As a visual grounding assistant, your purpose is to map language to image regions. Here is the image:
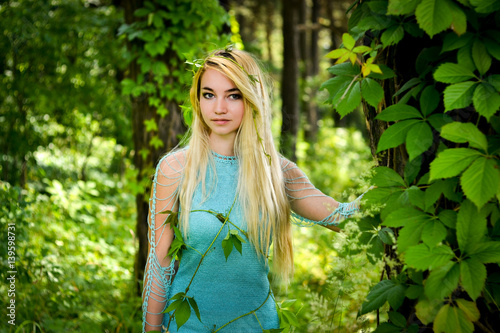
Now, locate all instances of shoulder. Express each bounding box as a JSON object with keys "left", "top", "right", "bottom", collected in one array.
[
  {"left": 279, "top": 156, "right": 300, "bottom": 174},
  {"left": 156, "top": 148, "right": 187, "bottom": 178}
]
